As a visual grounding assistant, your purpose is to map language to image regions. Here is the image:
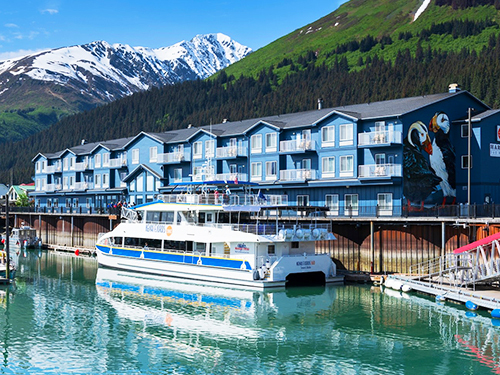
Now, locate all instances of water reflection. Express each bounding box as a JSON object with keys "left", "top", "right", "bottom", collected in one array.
[{"left": 0, "top": 250, "right": 499, "bottom": 374}]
